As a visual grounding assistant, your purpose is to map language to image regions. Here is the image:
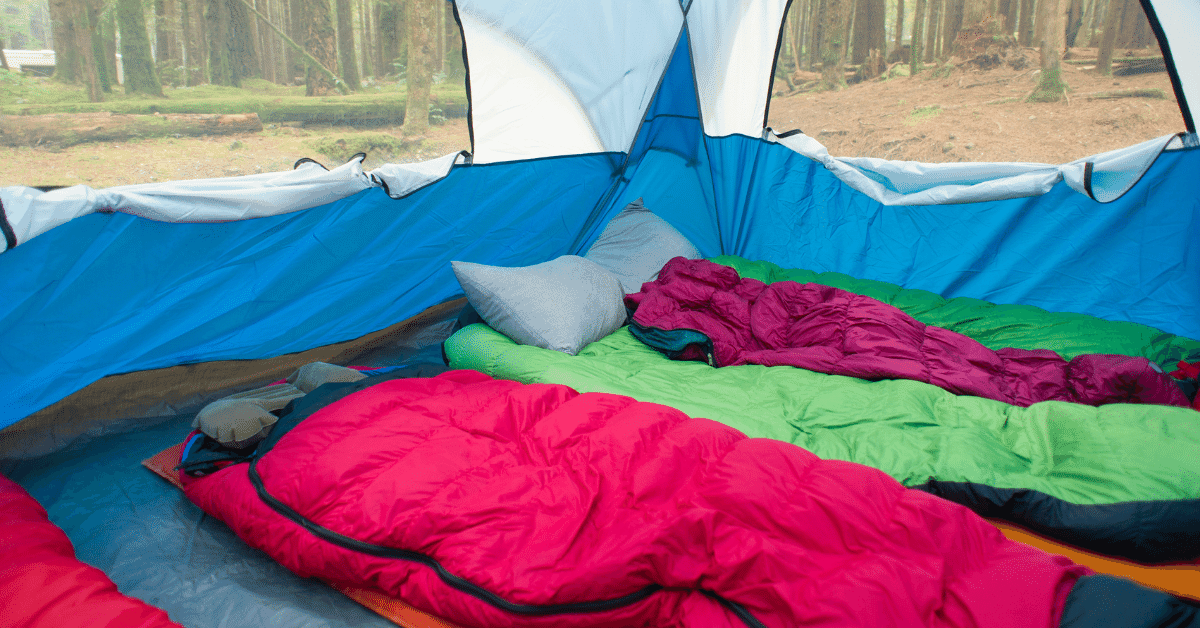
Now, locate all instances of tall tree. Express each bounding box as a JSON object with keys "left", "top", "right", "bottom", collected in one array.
[
  {"left": 287, "top": 0, "right": 303, "bottom": 81},
  {"left": 73, "top": 0, "right": 102, "bottom": 101},
  {"left": 49, "top": 0, "right": 80, "bottom": 82},
  {"left": 1096, "top": 0, "right": 1124, "bottom": 74},
  {"left": 808, "top": 0, "right": 824, "bottom": 69},
  {"left": 304, "top": 0, "right": 338, "bottom": 95},
  {"left": 336, "top": 0, "right": 360, "bottom": 89},
  {"left": 1028, "top": 0, "right": 1066, "bottom": 101},
  {"left": 117, "top": 0, "right": 164, "bottom": 95},
  {"left": 207, "top": 0, "right": 235, "bottom": 85},
  {"left": 402, "top": 0, "right": 434, "bottom": 134},
  {"left": 1017, "top": 0, "right": 1035, "bottom": 44},
  {"left": 88, "top": 2, "right": 112, "bottom": 92},
  {"left": 851, "top": 0, "right": 885, "bottom": 64},
  {"left": 101, "top": 6, "right": 119, "bottom": 88},
  {"left": 911, "top": 0, "right": 926, "bottom": 73},
  {"left": 376, "top": 0, "right": 403, "bottom": 76},
  {"left": 359, "top": 0, "right": 375, "bottom": 77},
  {"left": 819, "top": 0, "right": 849, "bottom": 89},
  {"left": 791, "top": 2, "right": 804, "bottom": 70},
  {"left": 256, "top": 0, "right": 276, "bottom": 82},
  {"left": 180, "top": 0, "right": 207, "bottom": 84},
  {"left": 941, "top": 0, "right": 962, "bottom": 58},
  {"left": 894, "top": 0, "right": 905, "bottom": 58},
  {"left": 155, "top": 0, "right": 181, "bottom": 68},
  {"left": 925, "top": 0, "right": 941, "bottom": 60},
  {"left": 1064, "top": 0, "right": 1083, "bottom": 46}
]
